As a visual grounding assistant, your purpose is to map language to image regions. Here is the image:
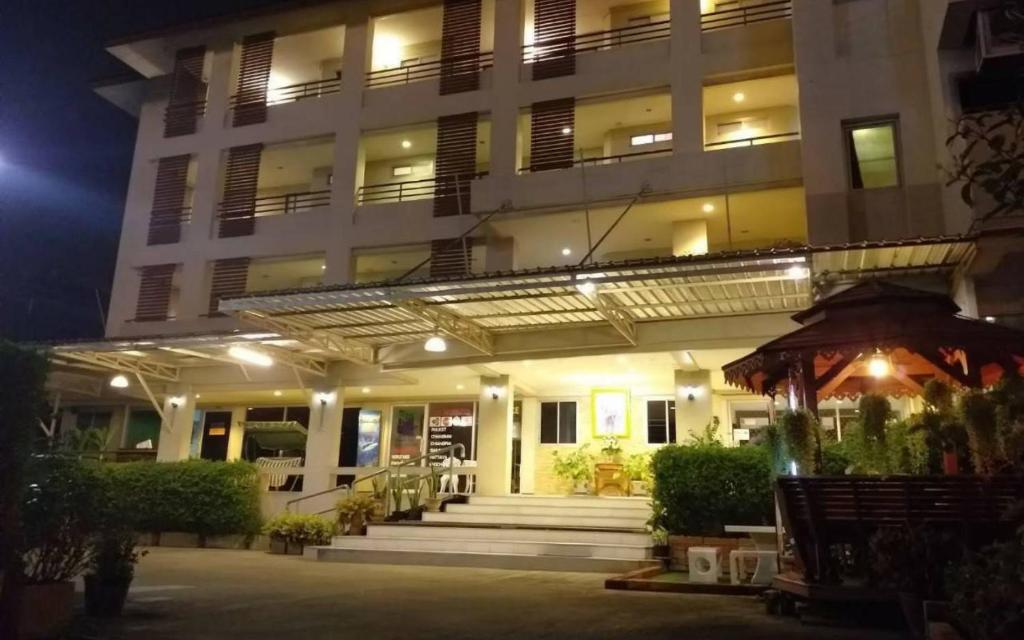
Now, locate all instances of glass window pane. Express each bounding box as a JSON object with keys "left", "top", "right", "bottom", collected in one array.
[
  {"left": 668, "top": 400, "right": 677, "bottom": 443},
  {"left": 558, "top": 402, "right": 577, "bottom": 444},
  {"left": 646, "top": 400, "right": 666, "bottom": 443},
  {"left": 540, "top": 402, "right": 559, "bottom": 443},
  {"left": 124, "top": 410, "right": 160, "bottom": 449},
  {"left": 847, "top": 123, "right": 899, "bottom": 189},
  {"left": 630, "top": 134, "right": 654, "bottom": 146}
]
